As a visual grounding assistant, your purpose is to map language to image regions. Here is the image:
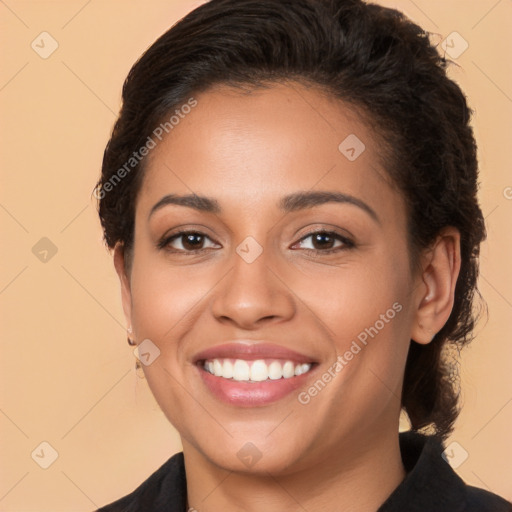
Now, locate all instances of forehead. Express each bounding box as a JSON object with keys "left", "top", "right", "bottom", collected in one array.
[{"left": 137, "top": 82, "right": 402, "bottom": 221}]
